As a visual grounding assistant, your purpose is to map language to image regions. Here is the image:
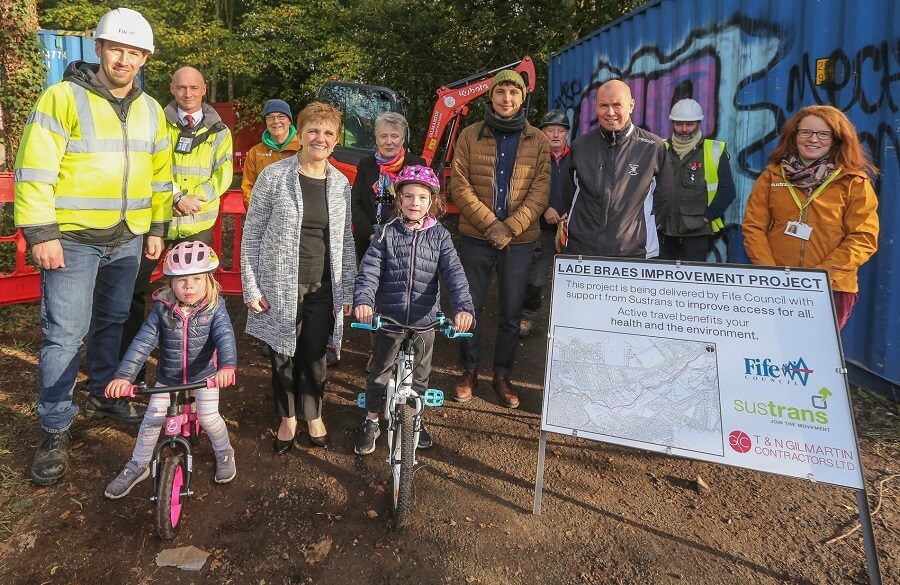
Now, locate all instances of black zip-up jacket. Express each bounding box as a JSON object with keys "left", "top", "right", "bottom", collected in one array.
[{"left": 561, "top": 122, "right": 672, "bottom": 258}]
